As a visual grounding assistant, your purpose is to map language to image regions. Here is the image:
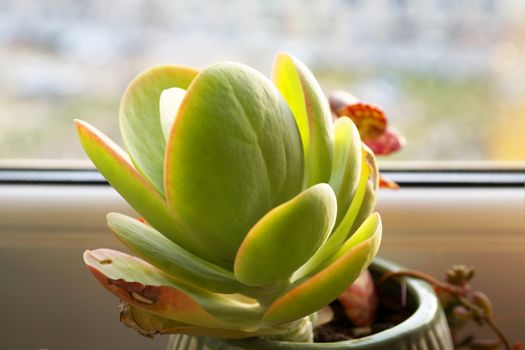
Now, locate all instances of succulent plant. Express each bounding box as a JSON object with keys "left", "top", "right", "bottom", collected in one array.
[{"left": 75, "top": 53, "right": 382, "bottom": 342}]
